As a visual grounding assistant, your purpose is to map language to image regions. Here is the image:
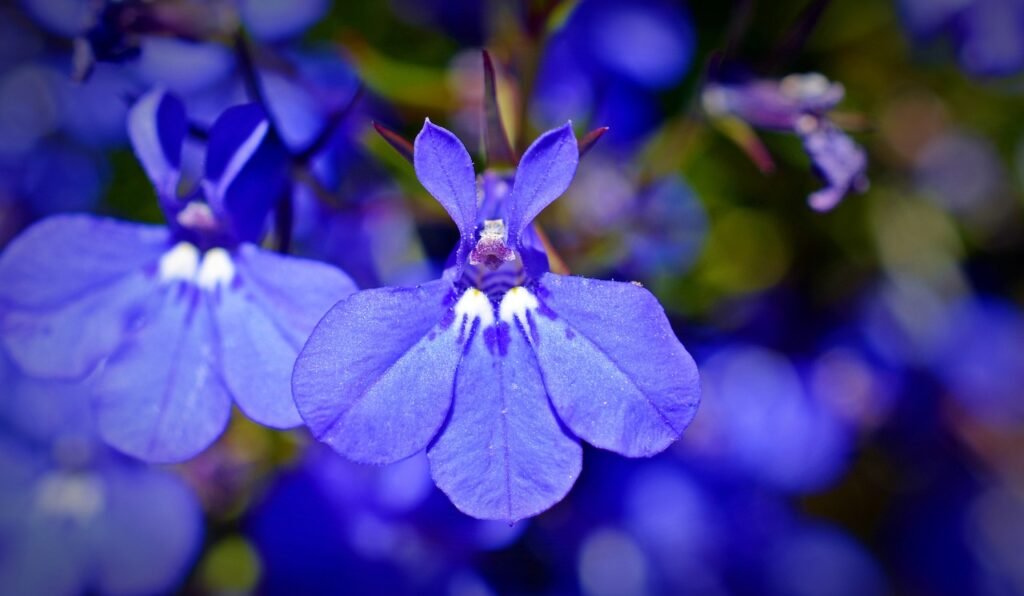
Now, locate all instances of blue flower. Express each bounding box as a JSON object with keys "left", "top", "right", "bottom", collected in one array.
[
  {"left": 292, "top": 120, "right": 701, "bottom": 521},
  {"left": 703, "top": 73, "right": 869, "bottom": 211},
  {"left": 0, "top": 354, "right": 203, "bottom": 596},
  {"left": 0, "top": 88, "right": 356, "bottom": 462},
  {"left": 247, "top": 446, "right": 516, "bottom": 593},
  {"left": 691, "top": 344, "right": 852, "bottom": 493}
]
